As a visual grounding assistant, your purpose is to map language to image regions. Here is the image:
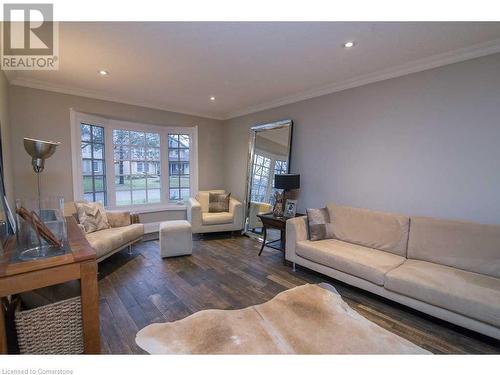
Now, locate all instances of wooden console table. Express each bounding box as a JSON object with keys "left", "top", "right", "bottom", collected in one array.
[
  {"left": 257, "top": 213, "right": 305, "bottom": 261},
  {"left": 0, "top": 217, "right": 100, "bottom": 354}
]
